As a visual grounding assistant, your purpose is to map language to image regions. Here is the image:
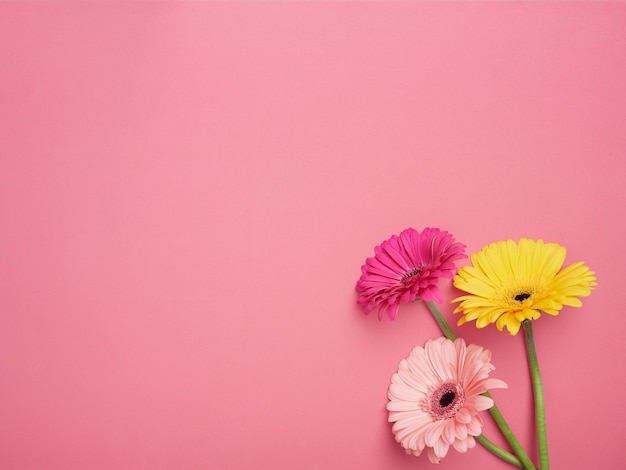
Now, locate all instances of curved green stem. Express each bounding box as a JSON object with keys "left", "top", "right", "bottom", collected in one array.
[
  {"left": 482, "top": 390, "right": 537, "bottom": 470},
  {"left": 523, "top": 320, "right": 549, "bottom": 470},
  {"left": 425, "top": 301, "right": 537, "bottom": 470},
  {"left": 476, "top": 435, "right": 523, "bottom": 468}
]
